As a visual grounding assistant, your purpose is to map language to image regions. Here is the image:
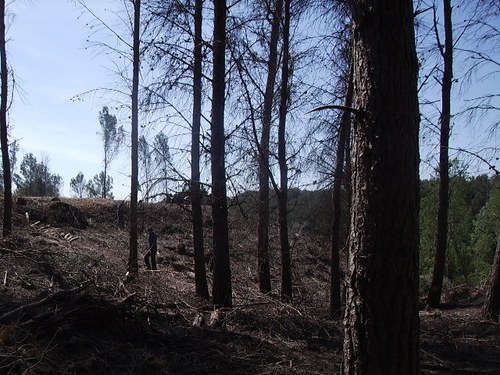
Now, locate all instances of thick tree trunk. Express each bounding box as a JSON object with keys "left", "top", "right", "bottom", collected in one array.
[
  {"left": 427, "top": 0, "right": 453, "bottom": 308},
  {"left": 342, "top": 1, "right": 420, "bottom": 374},
  {"left": 258, "top": 0, "right": 283, "bottom": 294},
  {"left": 330, "top": 62, "right": 353, "bottom": 316},
  {"left": 211, "top": 0, "right": 232, "bottom": 308},
  {"left": 483, "top": 237, "right": 500, "bottom": 321},
  {"left": 191, "top": 0, "right": 209, "bottom": 300},
  {"left": 278, "top": 0, "right": 292, "bottom": 302},
  {"left": 127, "top": 0, "right": 140, "bottom": 276},
  {"left": 0, "top": 0, "right": 12, "bottom": 237}
]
